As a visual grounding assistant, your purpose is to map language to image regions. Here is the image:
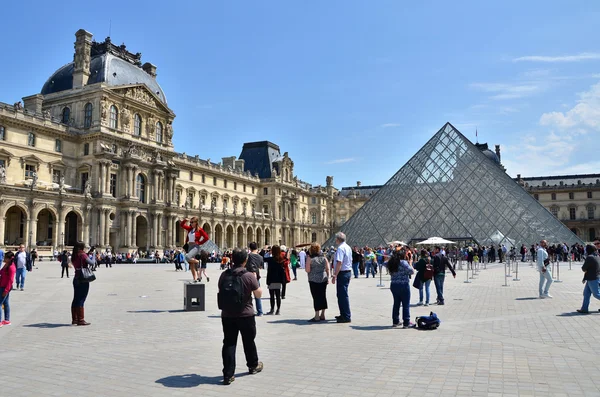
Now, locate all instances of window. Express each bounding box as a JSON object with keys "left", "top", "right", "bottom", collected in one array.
[
  {"left": 551, "top": 193, "right": 556, "bottom": 200},
  {"left": 27, "top": 132, "right": 35, "bottom": 147},
  {"left": 588, "top": 191, "right": 593, "bottom": 199},
  {"left": 83, "top": 143, "right": 89, "bottom": 156},
  {"left": 234, "top": 182, "right": 237, "bottom": 191},
  {"left": 263, "top": 205, "right": 269, "bottom": 214},
  {"left": 252, "top": 186, "right": 255, "bottom": 194},
  {"left": 311, "top": 232, "right": 317, "bottom": 243},
  {"left": 213, "top": 177, "right": 217, "bottom": 186},
  {"left": 52, "top": 169, "right": 61, "bottom": 184},
  {"left": 109, "top": 105, "right": 118, "bottom": 128},
  {"left": 278, "top": 189, "right": 281, "bottom": 195},
  {"left": 550, "top": 207, "right": 558, "bottom": 217},
  {"left": 588, "top": 206, "right": 595, "bottom": 220},
  {"left": 311, "top": 197, "right": 317, "bottom": 204},
  {"left": 534, "top": 194, "right": 539, "bottom": 201},
  {"left": 110, "top": 174, "right": 117, "bottom": 197},
  {"left": 201, "top": 174, "right": 205, "bottom": 183},
  {"left": 189, "top": 171, "right": 193, "bottom": 181},
  {"left": 175, "top": 190, "right": 181, "bottom": 206},
  {"left": 569, "top": 207, "right": 576, "bottom": 220},
  {"left": 224, "top": 180, "right": 228, "bottom": 189},
  {"left": 80, "top": 172, "right": 89, "bottom": 192},
  {"left": 25, "top": 164, "right": 36, "bottom": 180},
  {"left": 61, "top": 107, "right": 70, "bottom": 124},
  {"left": 133, "top": 114, "right": 142, "bottom": 136},
  {"left": 188, "top": 192, "right": 194, "bottom": 206},
  {"left": 55, "top": 139, "right": 62, "bottom": 152},
  {"left": 84, "top": 103, "right": 93, "bottom": 128},
  {"left": 569, "top": 192, "right": 574, "bottom": 200},
  {"left": 263, "top": 188, "right": 268, "bottom": 195},
  {"left": 340, "top": 216, "right": 346, "bottom": 224},
  {"left": 243, "top": 184, "right": 246, "bottom": 192},
  {"left": 156, "top": 122, "right": 163, "bottom": 143},
  {"left": 136, "top": 174, "right": 146, "bottom": 203},
  {"left": 111, "top": 144, "right": 117, "bottom": 153},
  {"left": 223, "top": 199, "right": 228, "bottom": 211},
  {"left": 590, "top": 228, "right": 596, "bottom": 241},
  {"left": 311, "top": 214, "right": 317, "bottom": 224},
  {"left": 0, "top": 125, "right": 5, "bottom": 140},
  {"left": 340, "top": 203, "right": 345, "bottom": 209}
]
